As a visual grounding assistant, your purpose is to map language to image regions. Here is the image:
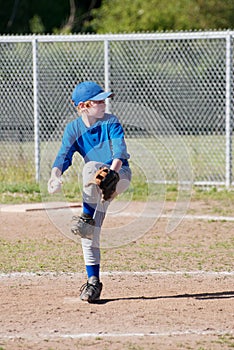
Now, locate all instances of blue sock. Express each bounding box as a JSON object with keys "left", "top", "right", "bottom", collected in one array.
[
  {"left": 83, "top": 202, "right": 96, "bottom": 217},
  {"left": 86, "top": 264, "right": 100, "bottom": 279}
]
